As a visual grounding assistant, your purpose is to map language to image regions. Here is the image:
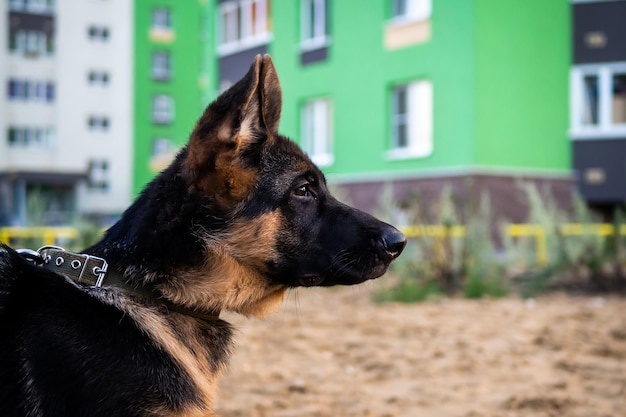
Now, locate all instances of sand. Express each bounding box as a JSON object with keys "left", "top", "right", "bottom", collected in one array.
[{"left": 216, "top": 286, "right": 626, "bottom": 417}]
